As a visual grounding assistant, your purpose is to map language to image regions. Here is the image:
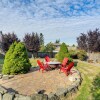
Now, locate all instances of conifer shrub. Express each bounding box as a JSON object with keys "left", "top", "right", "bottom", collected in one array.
[
  {"left": 55, "top": 43, "right": 73, "bottom": 62},
  {"left": 2, "top": 42, "right": 31, "bottom": 75}
]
